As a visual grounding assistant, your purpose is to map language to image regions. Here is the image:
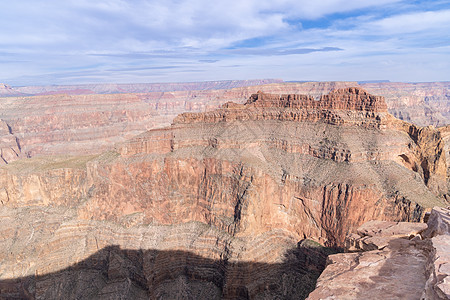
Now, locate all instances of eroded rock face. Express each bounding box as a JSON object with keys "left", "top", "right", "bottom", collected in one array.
[
  {"left": 1, "top": 81, "right": 448, "bottom": 166},
  {"left": 0, "top": 81, "right": 357, "bottom": 165},
  {"left": 75, "top": 89, "right": 446, "bottom": 244},
  {"left": 404, "top": 124, "right": 448, "bottom": 195},
  {"left": 0, "top": 119, "right": 21, "bottom": 164},
  {"left": 361, "top": 82, "right": 450, "bottom": 127},
  {"left": 0, "top": 88, "right": 448, "bottom": 299},
  {"left": 308, "top": 207, "right": 450, "bottom": 300},
  {"left": 0, "top": 206, "right": 338, "bottom": 299}
]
